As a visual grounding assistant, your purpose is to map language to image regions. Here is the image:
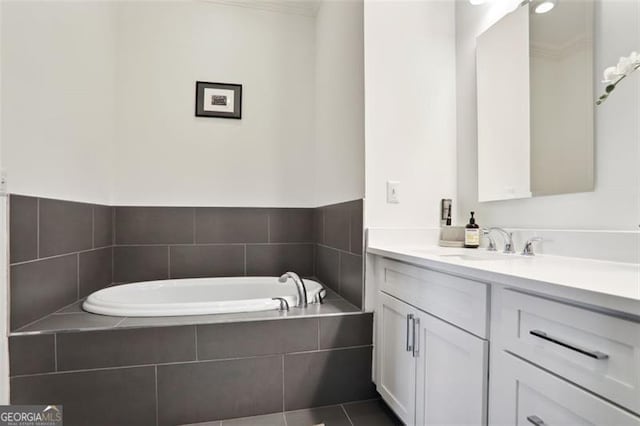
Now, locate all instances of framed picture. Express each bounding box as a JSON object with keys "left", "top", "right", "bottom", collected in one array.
[{"left": 195, "top": 81, "right": 242, "bottom": 119}]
